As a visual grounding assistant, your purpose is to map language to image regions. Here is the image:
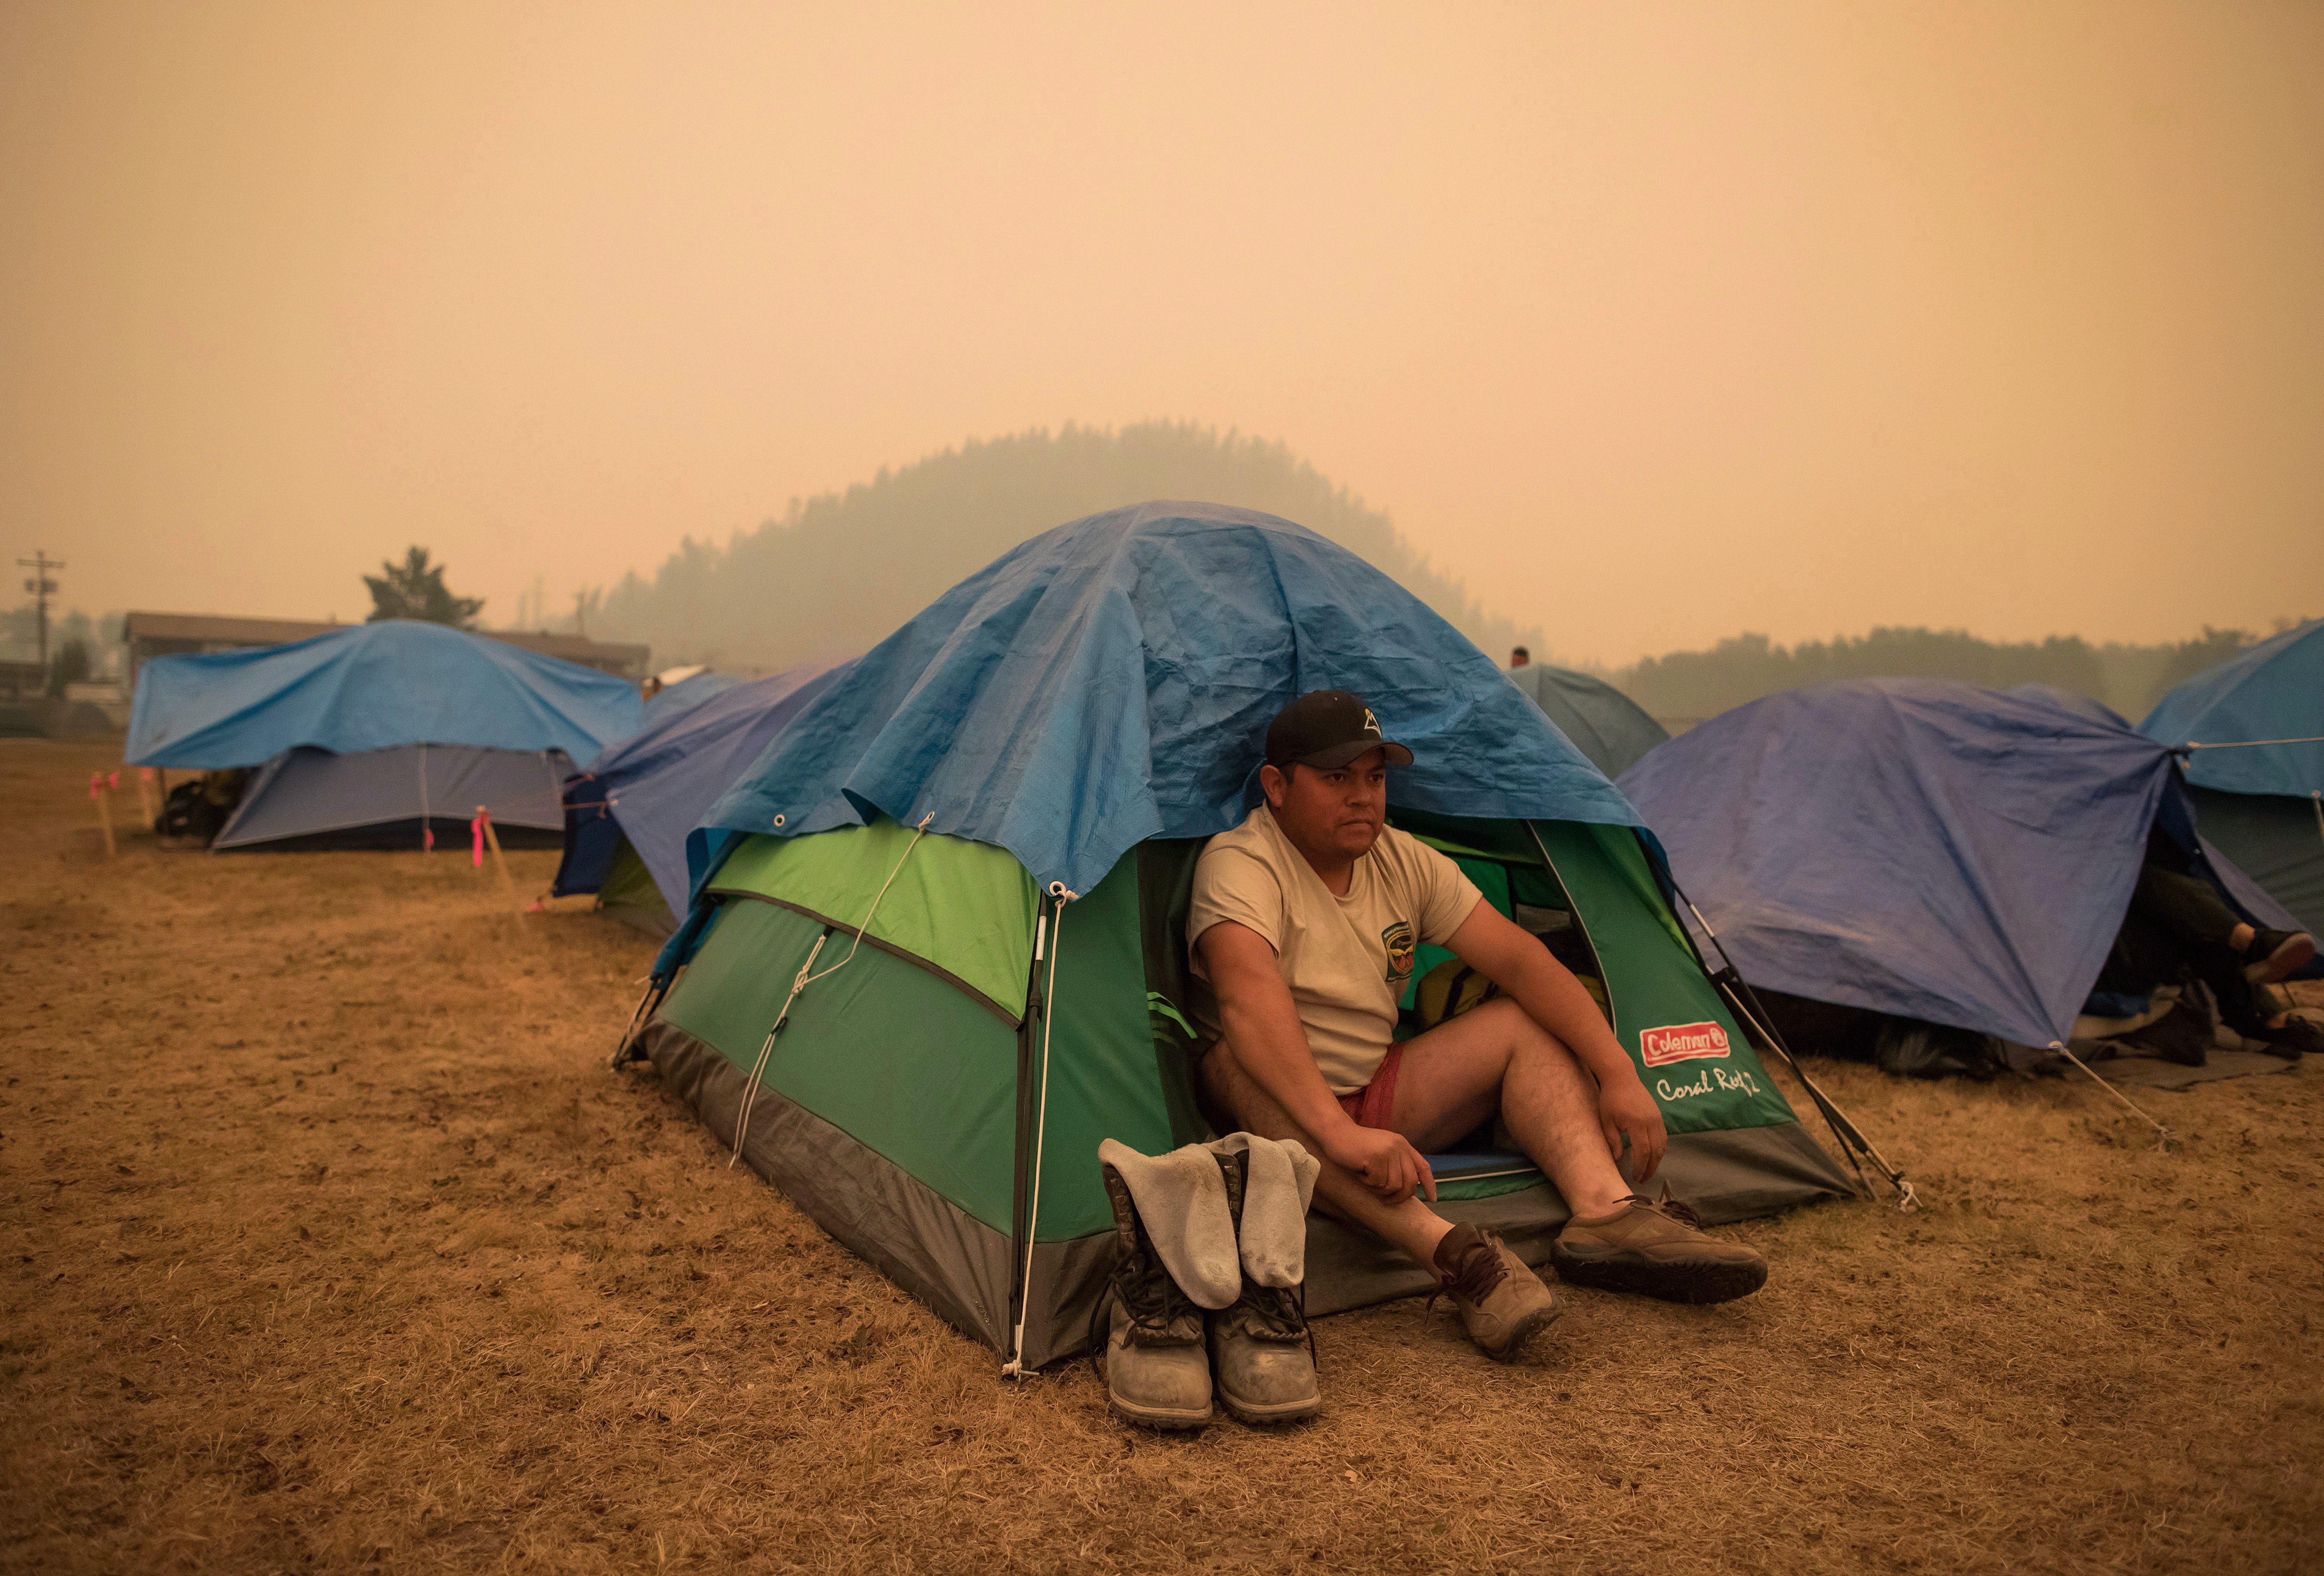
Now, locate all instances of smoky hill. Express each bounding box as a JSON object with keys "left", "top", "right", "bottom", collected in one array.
[{"left": 585, "top": 421, "right": 1534, "bottom": 674}]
